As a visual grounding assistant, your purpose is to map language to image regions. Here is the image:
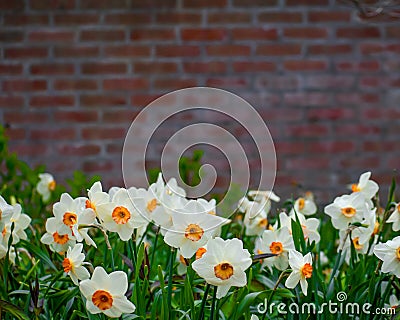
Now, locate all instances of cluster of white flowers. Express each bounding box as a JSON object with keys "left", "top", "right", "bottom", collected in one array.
[
  {"left": 0, "top": 195, "right": 31, "bottom": 261},
  {"left": 324, "top": 172, "right": 379, "bottom": 263}
]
